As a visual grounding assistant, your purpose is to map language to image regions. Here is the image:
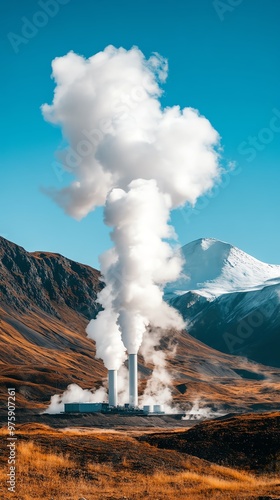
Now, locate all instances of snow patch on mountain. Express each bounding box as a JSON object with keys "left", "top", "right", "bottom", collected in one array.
[{"left": 165, "top": 238, "right": 280, "bottom": 299}]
